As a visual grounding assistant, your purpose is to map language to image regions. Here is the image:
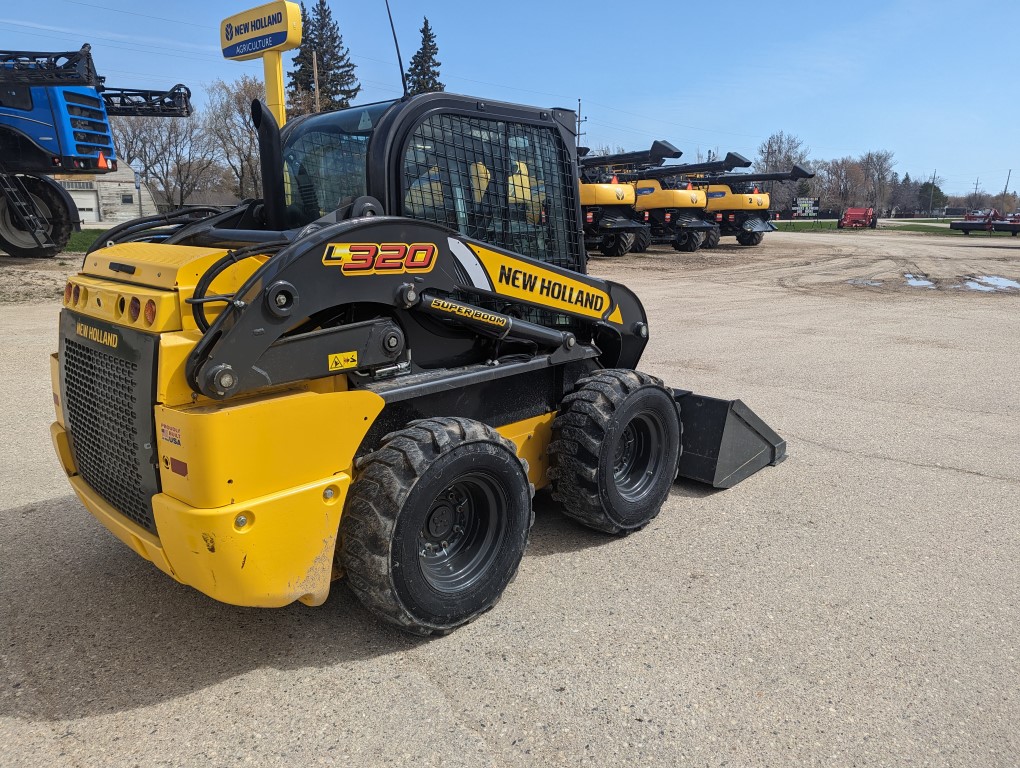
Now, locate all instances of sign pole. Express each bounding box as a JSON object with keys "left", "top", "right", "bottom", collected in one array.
[{"left": 263, "top": 50, "right": 286, "bottom": 126}]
